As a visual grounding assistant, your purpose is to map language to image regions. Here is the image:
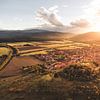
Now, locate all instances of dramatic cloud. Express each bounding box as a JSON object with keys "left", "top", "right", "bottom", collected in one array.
[
  {"left": 36, "top": 6, "right": 64, "bottom": 27},
  {"left": 36, "top": 0, "right": 100, "bottom": 33},
  {"left": 36, "top": 6, "right": 90, "bottom": 33}
]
